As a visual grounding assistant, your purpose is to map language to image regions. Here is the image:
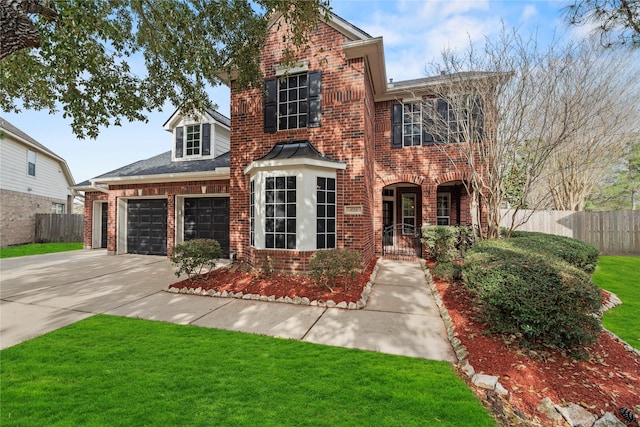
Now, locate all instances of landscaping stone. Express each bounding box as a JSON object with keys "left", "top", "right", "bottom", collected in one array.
[
  {"left": 537, "top": 398, "right": 563, "bottom": 421},
  {"left": 461, "top": 362, "right": 475, "bottom": 377},
  {"left": 310, "top": 300, "right": 318, "bottom": 306},
  {"left": 494, "top": 381, "right": 508, "bottom": 396},
  {"left": 292, "top": 296, "right": 302, "bottom": 305},
  {"left": 284, "top": 296, "right": 293, "bottom": 304},
  {"left": 593, "top": 412, "right": 625, "bottom": 427},
  {"left": 555, "top": 403, "right": 596, "bottom": 427},
  {"left": 267, "top": 295, "right": 275, "bottom": 302},
  {"left": 301, "top": 297, "right": 310, "bottom": 305},
  {"left": 326, "top": 300, "right": 336, "bottom": 308},
  {"left": 472, "top": 374, "right": 498, "bottom": 390},
  {"left": 259, "top": 295, "right": 268, "bottom": 302},
  {"left": 221, "top": 290, "right": 228, "bottom": 298},
  {"left": 348, "top": 302, "right": 357, "bottom": 310},
  {"left": 336, "top": 301, "right": 347, "bottom": 309}
]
